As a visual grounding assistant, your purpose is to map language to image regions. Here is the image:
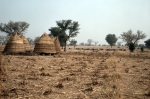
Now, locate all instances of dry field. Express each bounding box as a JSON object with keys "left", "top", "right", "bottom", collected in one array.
[{"left": 1, "top": 47, "right": 150, "bottom": 99}]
